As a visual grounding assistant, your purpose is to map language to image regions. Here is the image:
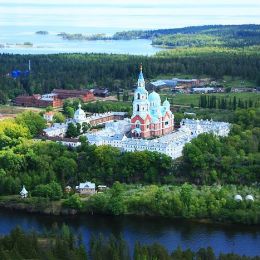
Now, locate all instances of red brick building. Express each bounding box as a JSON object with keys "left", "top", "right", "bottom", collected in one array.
[
  {"left": 52, "top": 89, "right": 94, "bottom": 102},
  {"left": 14, "top": 94, "right": 63, "bottom": 108}
]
